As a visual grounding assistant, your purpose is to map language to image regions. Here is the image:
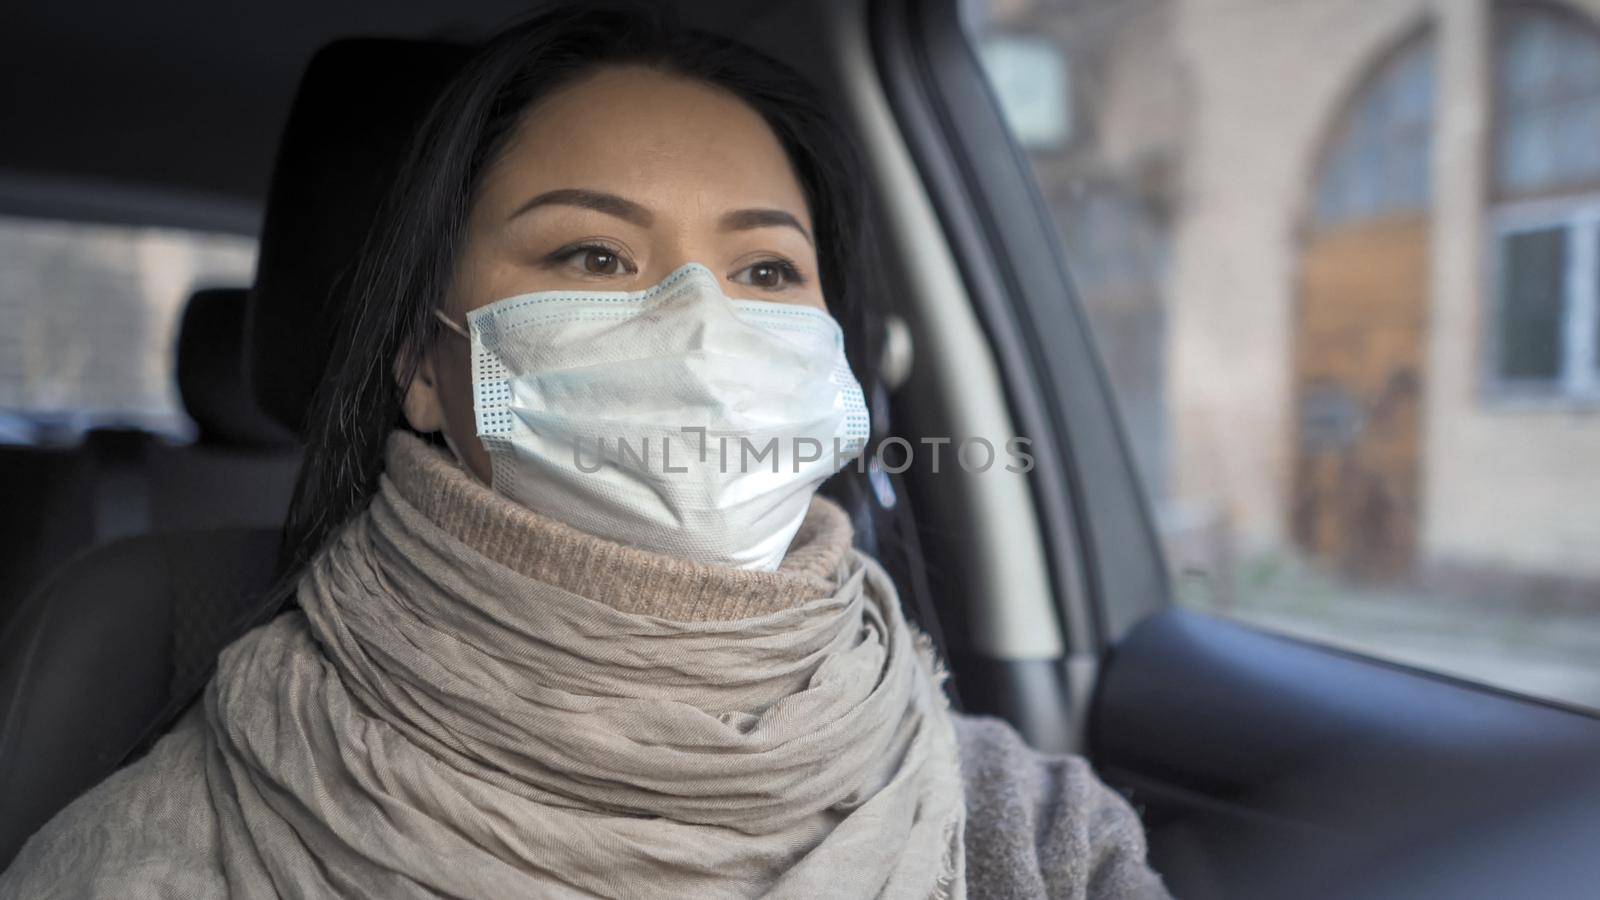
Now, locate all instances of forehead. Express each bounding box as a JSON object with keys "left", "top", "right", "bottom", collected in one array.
[{"left": 480, "top": 65, "right": 812, "bottom": 226}]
